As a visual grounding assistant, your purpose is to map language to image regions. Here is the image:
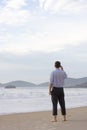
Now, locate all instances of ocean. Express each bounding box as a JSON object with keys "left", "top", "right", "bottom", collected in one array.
[{"left": 0, "top": 87, "right": 87, "bottom": 115}]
